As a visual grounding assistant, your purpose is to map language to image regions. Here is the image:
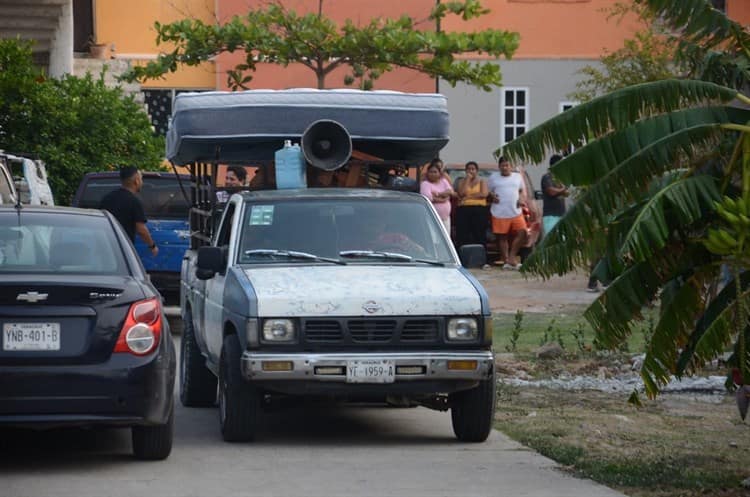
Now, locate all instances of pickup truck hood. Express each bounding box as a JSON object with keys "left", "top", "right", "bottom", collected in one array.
[{"left": 242, "top": 266, "right": 481, "bottom": 317}]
